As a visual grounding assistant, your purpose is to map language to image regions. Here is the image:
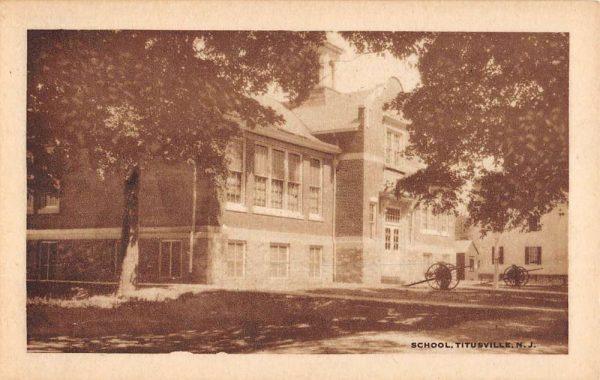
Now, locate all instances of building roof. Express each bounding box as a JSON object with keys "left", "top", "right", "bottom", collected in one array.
[
  {"left": 246, "top": 95, "right": 341, "bottom": 154},
  {"left": 291, "top": 77, "right": 405, "bottom": 135},
  {"left": 455, "top": 240, "right": 474, "bottom": 253},
  {"left": 290, "top": 87, "right": 372, "bottom": 134}
]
